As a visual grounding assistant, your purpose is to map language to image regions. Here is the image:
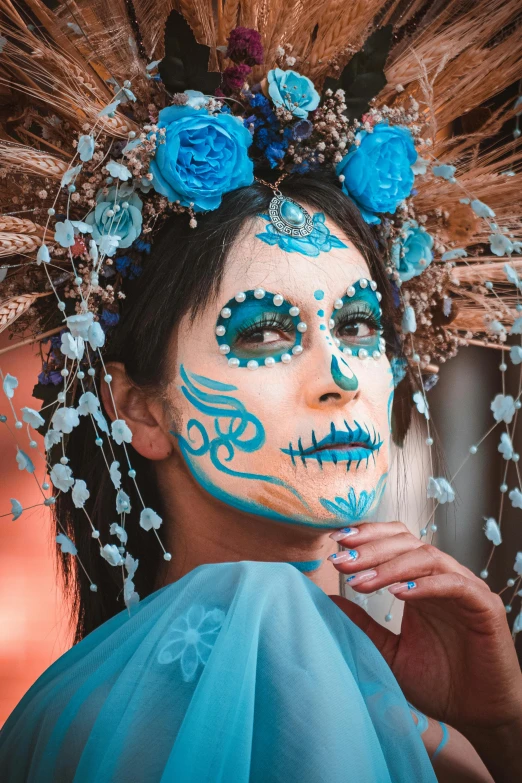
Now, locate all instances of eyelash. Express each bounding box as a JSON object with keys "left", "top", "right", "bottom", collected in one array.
[
  {"left": 236, "top": 314, "right": 295, "bottom": 341},
  {"left": 335, "top": 308, "right": 382, "bottom": 332}
]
